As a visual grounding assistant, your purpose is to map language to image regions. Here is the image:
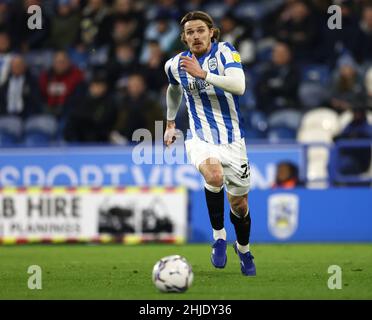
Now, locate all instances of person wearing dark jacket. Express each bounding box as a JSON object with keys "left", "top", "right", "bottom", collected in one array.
[
  {"left": 254, "top": 42, "right": 300, "bottom": 115},
  {"left": 64, "top": 72, "right": 117, "bottom": 143},
  {"left": 110, "top": 73, "right": 164, "bottom": 143},
  {"left": 0, "top": 55, "right": 42, "bottom": 119},
  {"left": 333, "top": 105, "right": 372, "bottom": 177}
]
